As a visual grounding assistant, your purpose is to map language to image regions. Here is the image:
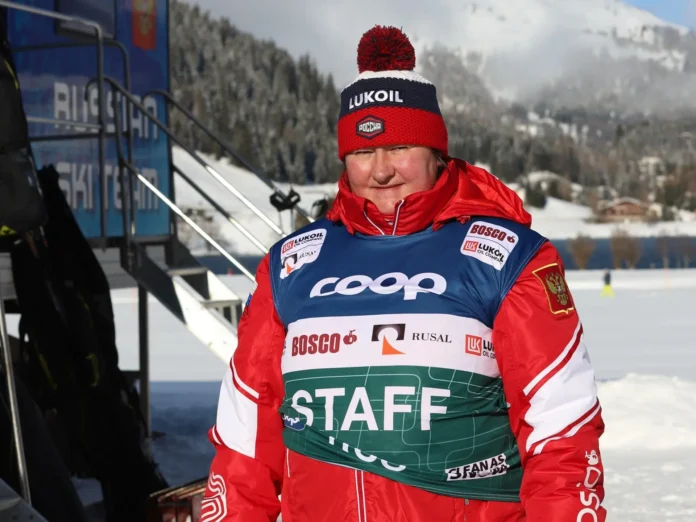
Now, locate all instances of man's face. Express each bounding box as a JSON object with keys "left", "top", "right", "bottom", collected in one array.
[{"left": 344, "top": 146, "right": 440, "bottom": 214}]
